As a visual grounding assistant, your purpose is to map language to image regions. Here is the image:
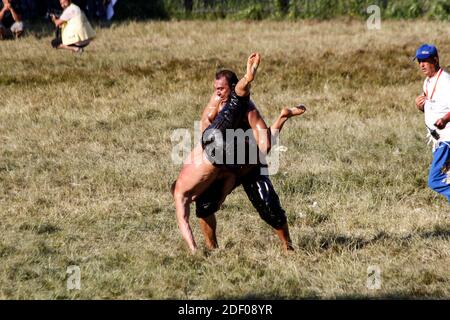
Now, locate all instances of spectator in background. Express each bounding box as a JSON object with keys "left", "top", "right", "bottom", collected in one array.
[
  {"left": 50, "top": 0, "right": 95, "bottom": 53},
  {"left": 105, "top": 0, "right": 117, "bottom": 21},
  {"left": 0, "top": 0, "right": 24, "bottom": 39},
  {"left": 414, "top": 44, "right": 450, "bottom": 202}
]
